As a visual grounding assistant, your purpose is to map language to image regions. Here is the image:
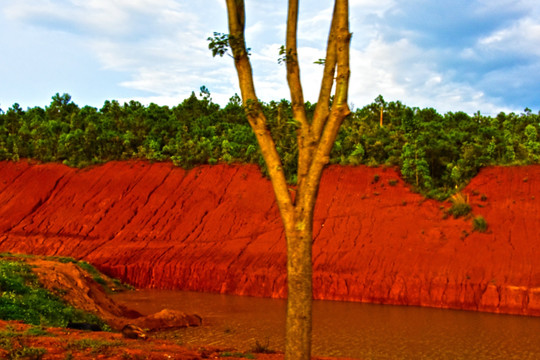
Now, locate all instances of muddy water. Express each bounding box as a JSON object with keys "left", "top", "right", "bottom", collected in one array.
[{"left": 113, "top": 290, "right": 540, "bottom": 360}]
